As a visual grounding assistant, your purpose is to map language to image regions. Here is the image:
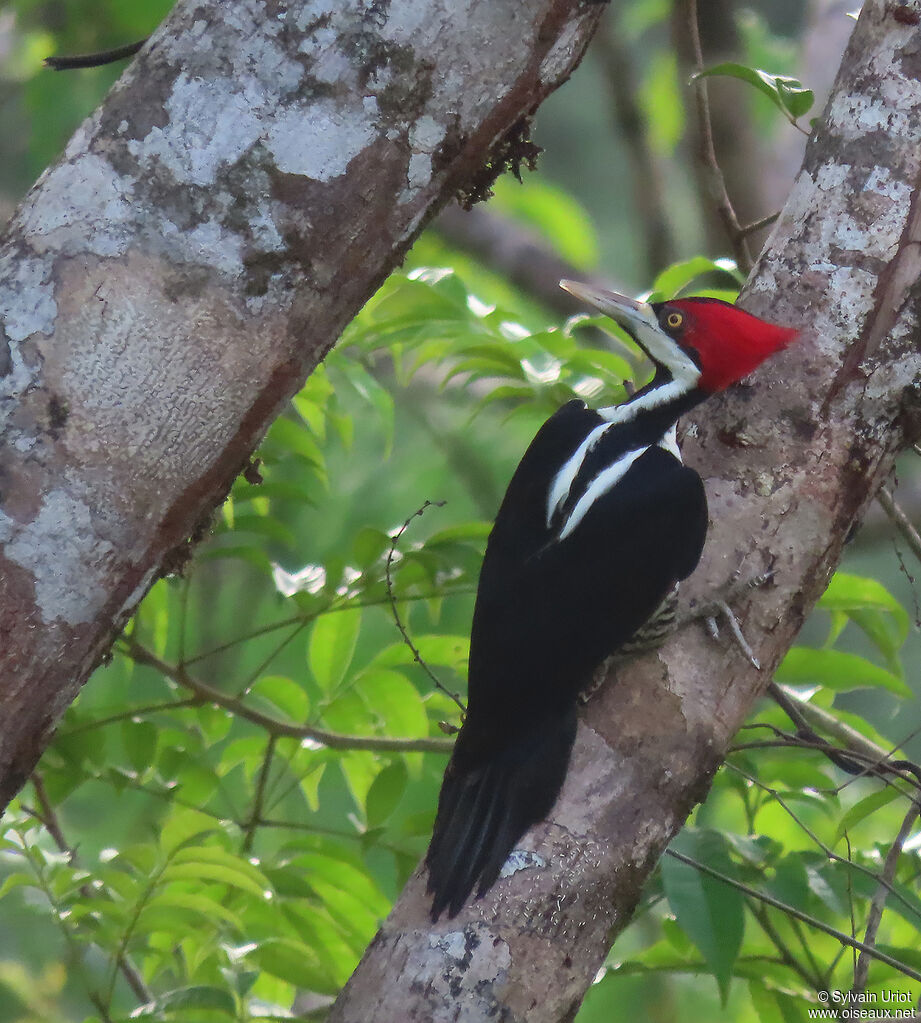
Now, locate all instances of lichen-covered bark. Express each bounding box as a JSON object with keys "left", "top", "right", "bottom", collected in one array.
[
  {"left": 329, "top": 3, "right": 921, "bottom": 1020},
  {"left": 0, "top": 0, "right": 604, "bottom": 809}
]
